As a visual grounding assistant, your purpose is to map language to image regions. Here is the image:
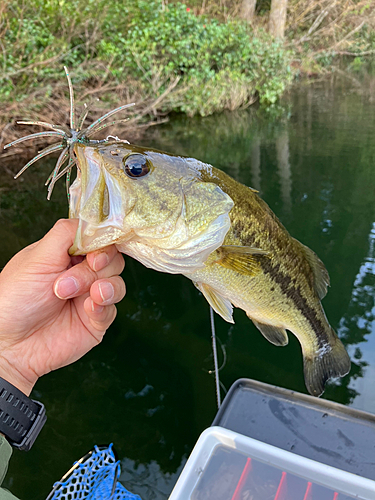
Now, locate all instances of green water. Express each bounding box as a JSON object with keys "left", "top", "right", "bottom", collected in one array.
[{"left": 1, "top": 73, "right": 375, "bottom": 498}]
